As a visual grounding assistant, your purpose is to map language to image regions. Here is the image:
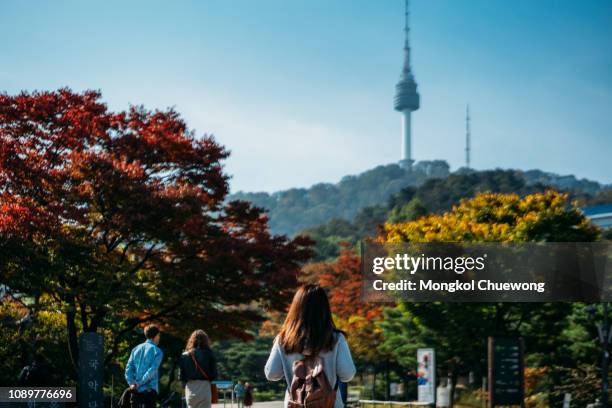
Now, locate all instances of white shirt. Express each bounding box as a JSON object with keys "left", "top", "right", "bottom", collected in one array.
[{"left": 264, "top": 333, "right": 356, "bottom": 408}]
